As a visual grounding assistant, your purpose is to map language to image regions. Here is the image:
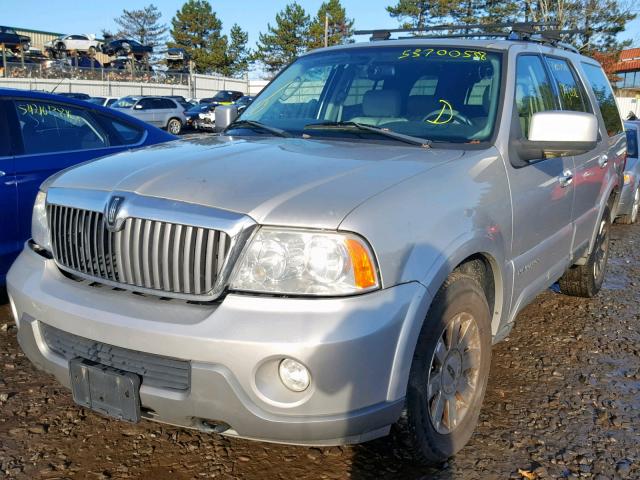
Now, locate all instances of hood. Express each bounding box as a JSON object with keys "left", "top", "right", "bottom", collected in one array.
[{"left": 50, "top": 136, "right": 464, "bottom": 228}]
